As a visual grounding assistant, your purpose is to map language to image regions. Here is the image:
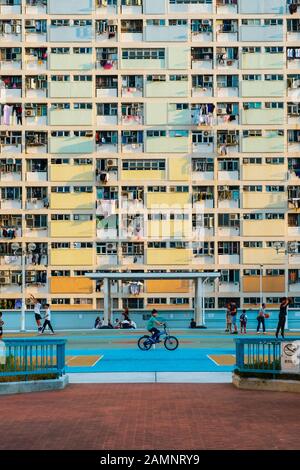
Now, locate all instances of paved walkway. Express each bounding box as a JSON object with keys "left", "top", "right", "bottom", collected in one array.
[{"left": 1, "top": 383, "right": 300, "bottom": 450}]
